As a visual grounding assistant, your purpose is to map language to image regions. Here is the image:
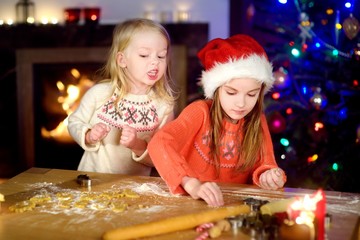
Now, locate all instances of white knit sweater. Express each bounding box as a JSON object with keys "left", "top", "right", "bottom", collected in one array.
[{"left": 67, "top": 82, "right": 174, "bottom": 175}]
